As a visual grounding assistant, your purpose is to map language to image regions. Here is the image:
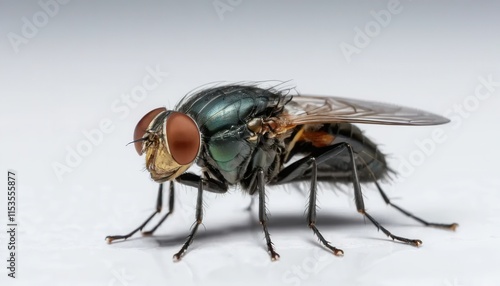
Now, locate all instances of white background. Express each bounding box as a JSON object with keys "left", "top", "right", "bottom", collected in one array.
[{"left": 1, "top": 1, "right": 500, "bottom": 285}]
